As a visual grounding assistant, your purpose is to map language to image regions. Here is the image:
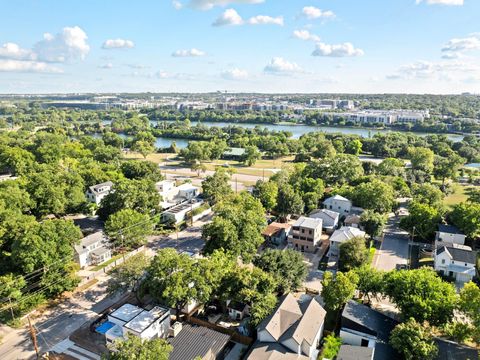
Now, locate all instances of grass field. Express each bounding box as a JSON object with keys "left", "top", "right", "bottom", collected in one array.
[{"left": 443, "top": 183, "right": 473, "bottom": 208}]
